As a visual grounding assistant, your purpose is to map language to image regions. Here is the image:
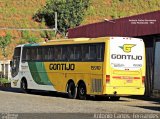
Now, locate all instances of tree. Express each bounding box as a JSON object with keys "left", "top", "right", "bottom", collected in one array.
[
  {"left": 0, "top": 33, "right": 12, "bottom": 58},
  {"left": 33, "top": 0, "right": 90, "bottom": 35}
]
